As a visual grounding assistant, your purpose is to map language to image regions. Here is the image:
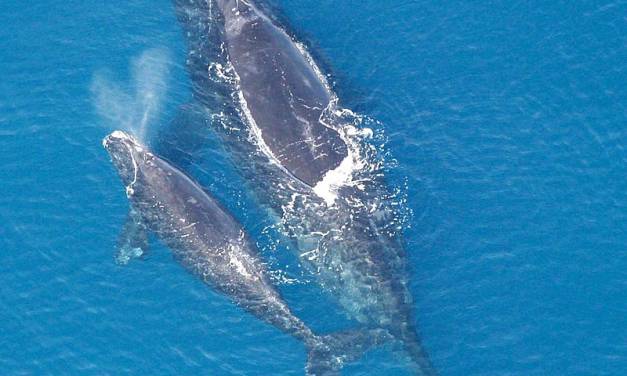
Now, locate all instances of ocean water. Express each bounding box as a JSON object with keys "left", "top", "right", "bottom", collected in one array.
[{"left": 1, "top": 0, "right": 626, "bottom": 375}]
